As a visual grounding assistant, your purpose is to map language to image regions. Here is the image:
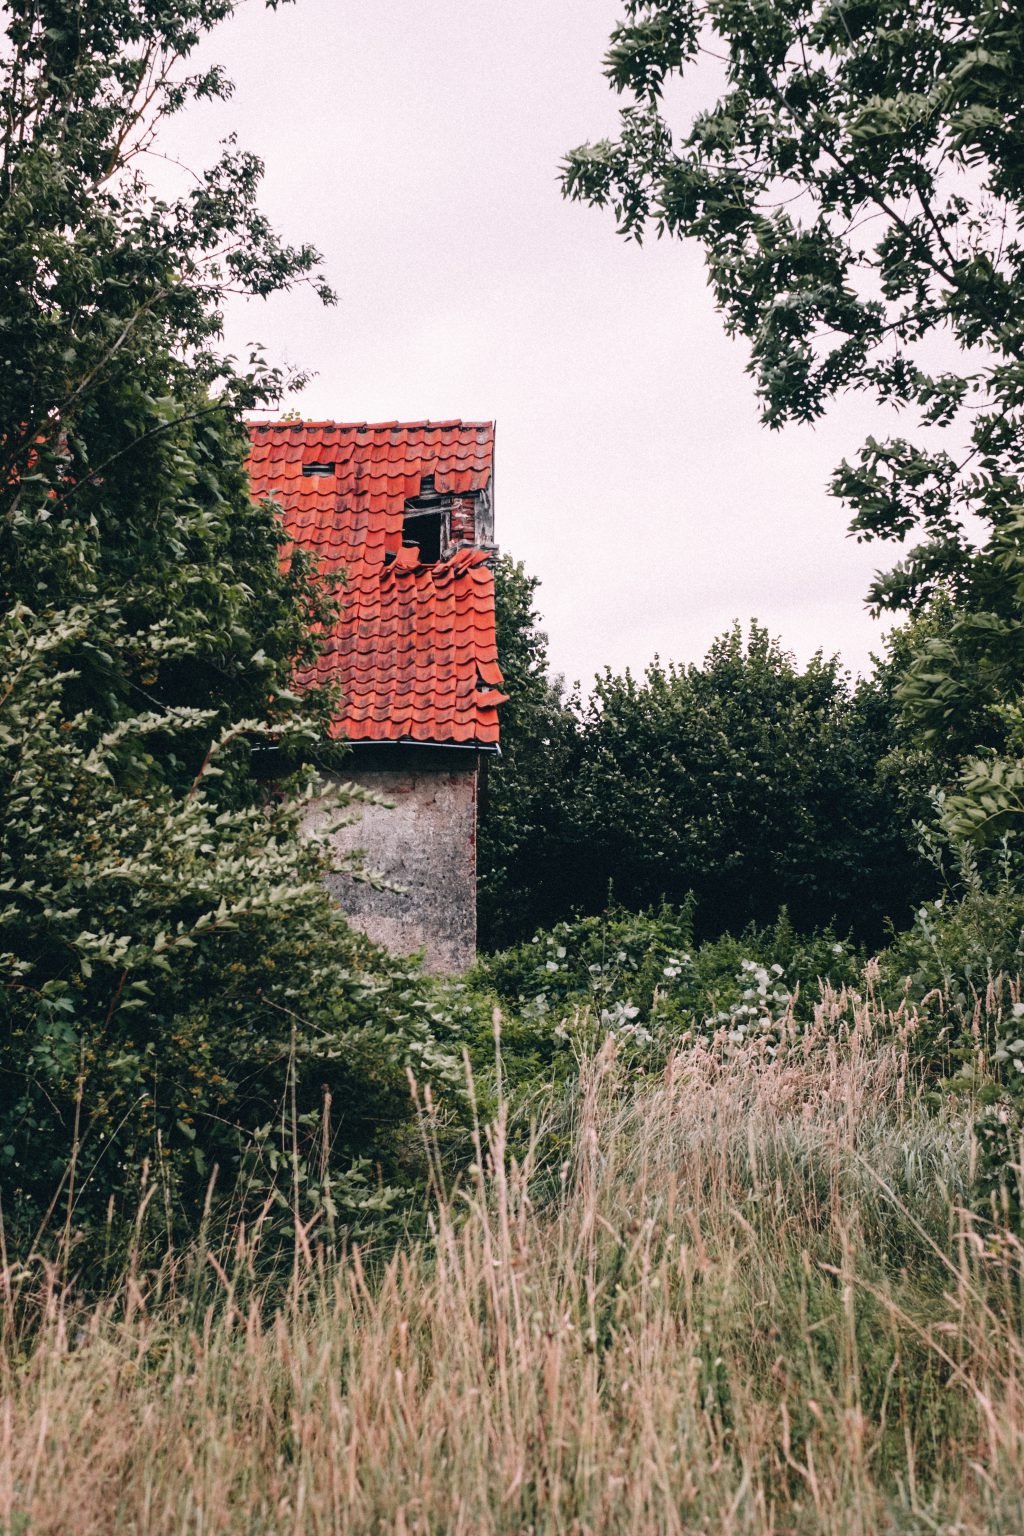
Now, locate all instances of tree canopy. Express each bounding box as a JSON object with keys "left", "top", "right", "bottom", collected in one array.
[
  {"left": 568, "top": 625, "right": 926, "bottom": 942},
  {"left": 477, "top": 556, "right": 579, "bottom": 949},
  {"left": 0, "top": 0, "right": 461, "bottom": 1251},
  {"left": 563, "top": 0, "right": 1024, "bottom": 842},
  {"left": 478, "top": 596, "right": 926, "bottom": 948}
]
